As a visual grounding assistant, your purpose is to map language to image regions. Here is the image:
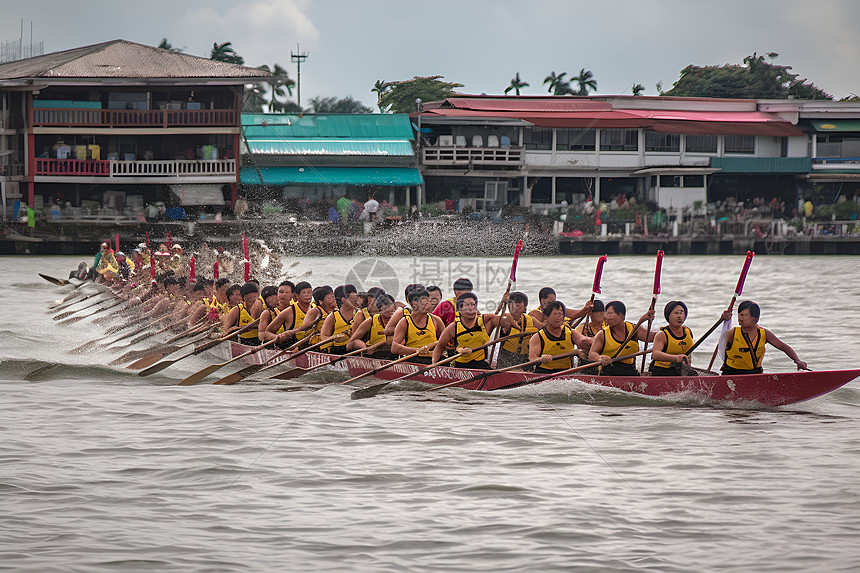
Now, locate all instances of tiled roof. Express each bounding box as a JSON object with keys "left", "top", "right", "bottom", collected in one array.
[{"left": 0, "top": 39, "right": 272, "bottom": 80}]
